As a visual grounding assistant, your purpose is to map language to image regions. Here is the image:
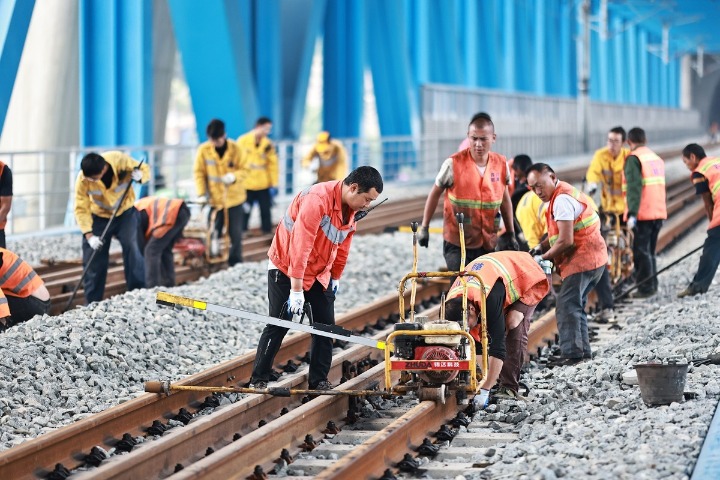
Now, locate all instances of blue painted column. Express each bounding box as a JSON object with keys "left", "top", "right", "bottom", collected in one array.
[
  {"left": 477, "top": 0, "right": 500, "bottom": 88},
  {"left": 648, "top": 33, "right": 661, "bottom": 105},
  {"left": 626, "top": 23, "right": 638, "bottom": 104},
  {"left": 427, "top": 0, "right": 461, "bottom": 85},
  {"left": 669, "top": 58, "right": 678, "bottom": 107},
  {"left": 590, "top": 28, "right": 601, "bottom": 102},
  {"left": 167, "top": 0, "right": 258, "bottom": 139},
  {"left": 501, "top": 0, "right": 516, "bottom": 91},
  {"left": 637, "top": 29, "right": 649, "bottom": 104},
  {"left": 323, "top": 0, "right": 364, "bottom": 138},
  {"left": 409, "top": 0, "right": 430, "bottom": 86},
  {"left": 254, "top": 0, "right": 282, "bottom": 135},
  {"left": 532, "top": 0, "right": 546, "bottom": 95},
  {"left": 596, "top": 26, "right": 608, "bottom": 101},
  {"left": 461, "top": 0, "right": 479, "bottom": 87},
  {"left": 559, "top": 0, "right": 574, "bottom": 96},
  {"left": 0, "top": 0, "right": 35, "bottom": 137},
  {"left": 80, "top": 0, "right": 152, "bottom": 147},
  {"left": 611, "top": 16, "right": 624, "bottom": 103}
]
